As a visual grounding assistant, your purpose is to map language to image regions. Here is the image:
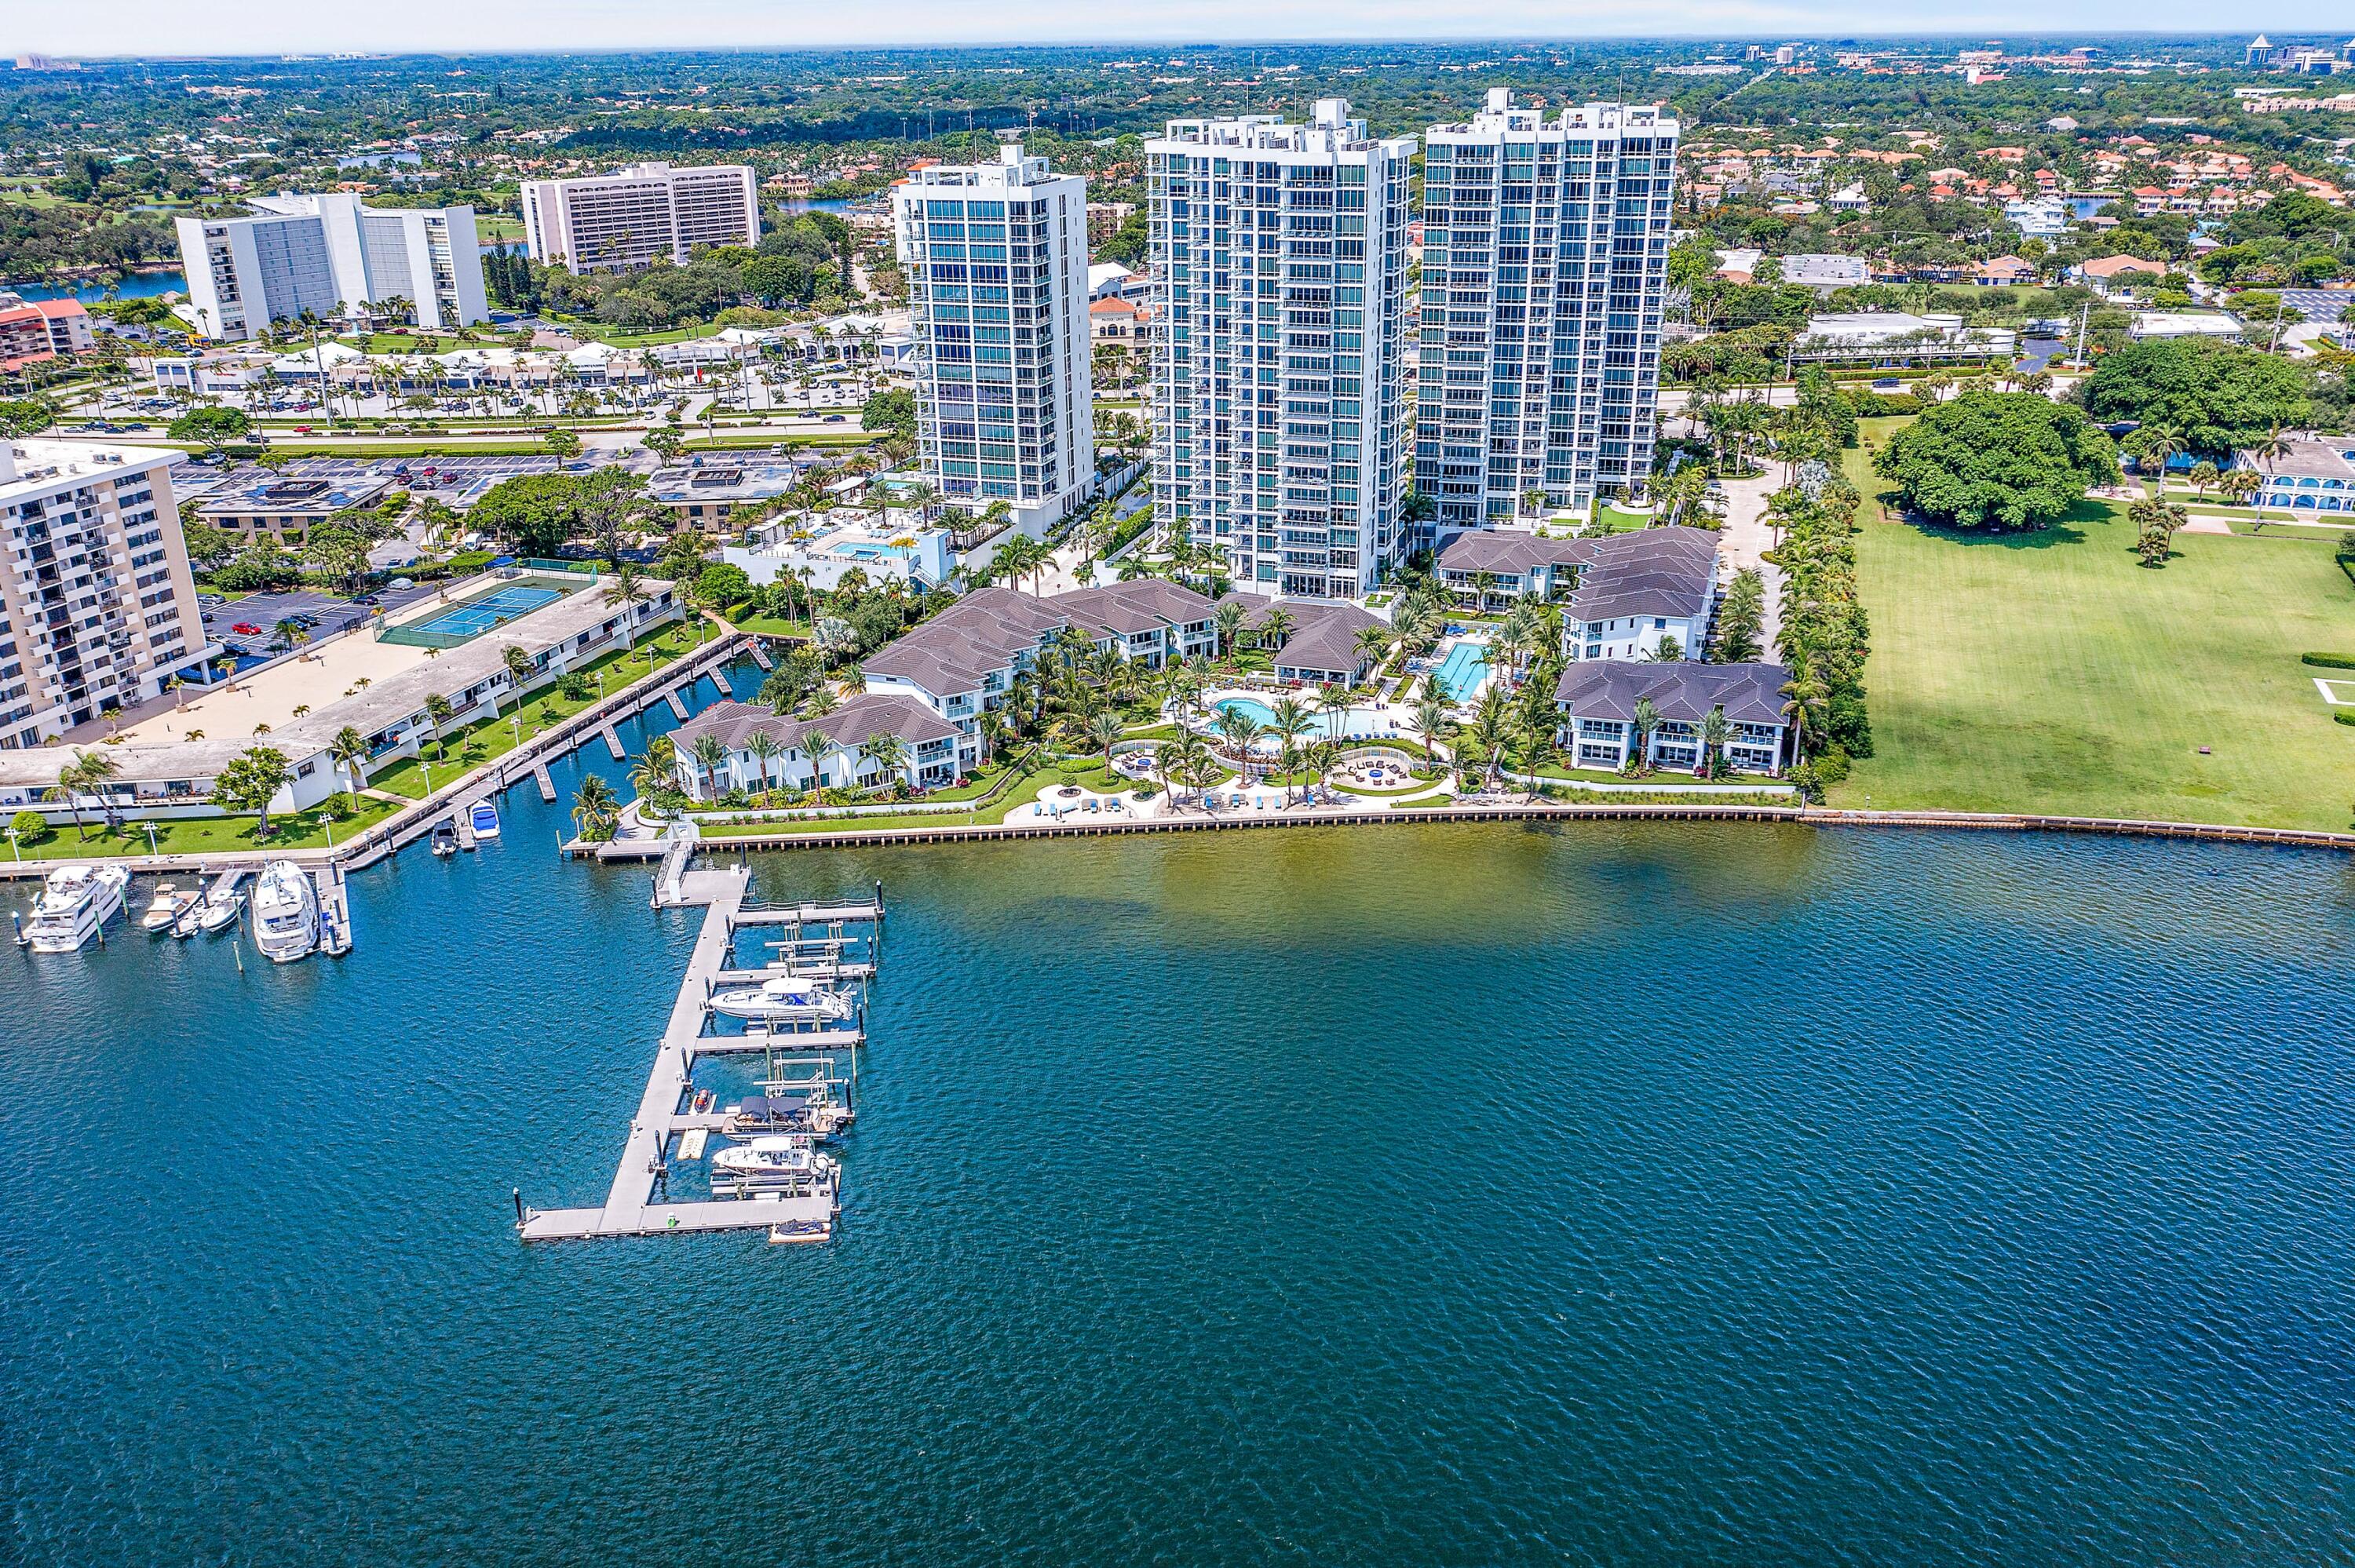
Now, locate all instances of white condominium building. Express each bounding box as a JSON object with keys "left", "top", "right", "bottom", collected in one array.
[
  {"left": 893, "top": 145, "right": 1095, "bottom": 538},
  {"left": 0, "top": 441, "right": 217, "bottom": 747},
  {"left": 1148, "top": 100, "right": 1416, "bottom": 600},
  {"left": 520, "top": 162, "right": 761, "bottom": 273},
  {"left": 1417, "top": 92, "right": 1680, "bottom": 537},
  {"left": 174, "top": 195, "right": 486, "bottom": 342}
]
